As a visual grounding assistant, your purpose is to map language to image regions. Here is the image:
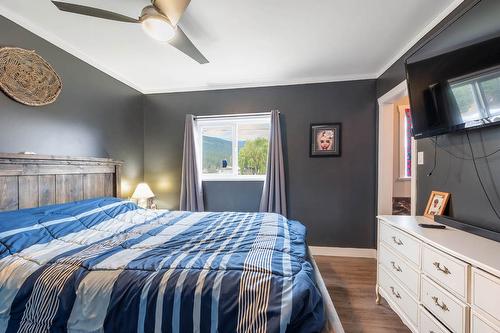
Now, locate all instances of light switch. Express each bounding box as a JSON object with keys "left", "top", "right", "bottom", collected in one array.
[{"left": 417, "top": 151, "right": 424, "bottom": 165}]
